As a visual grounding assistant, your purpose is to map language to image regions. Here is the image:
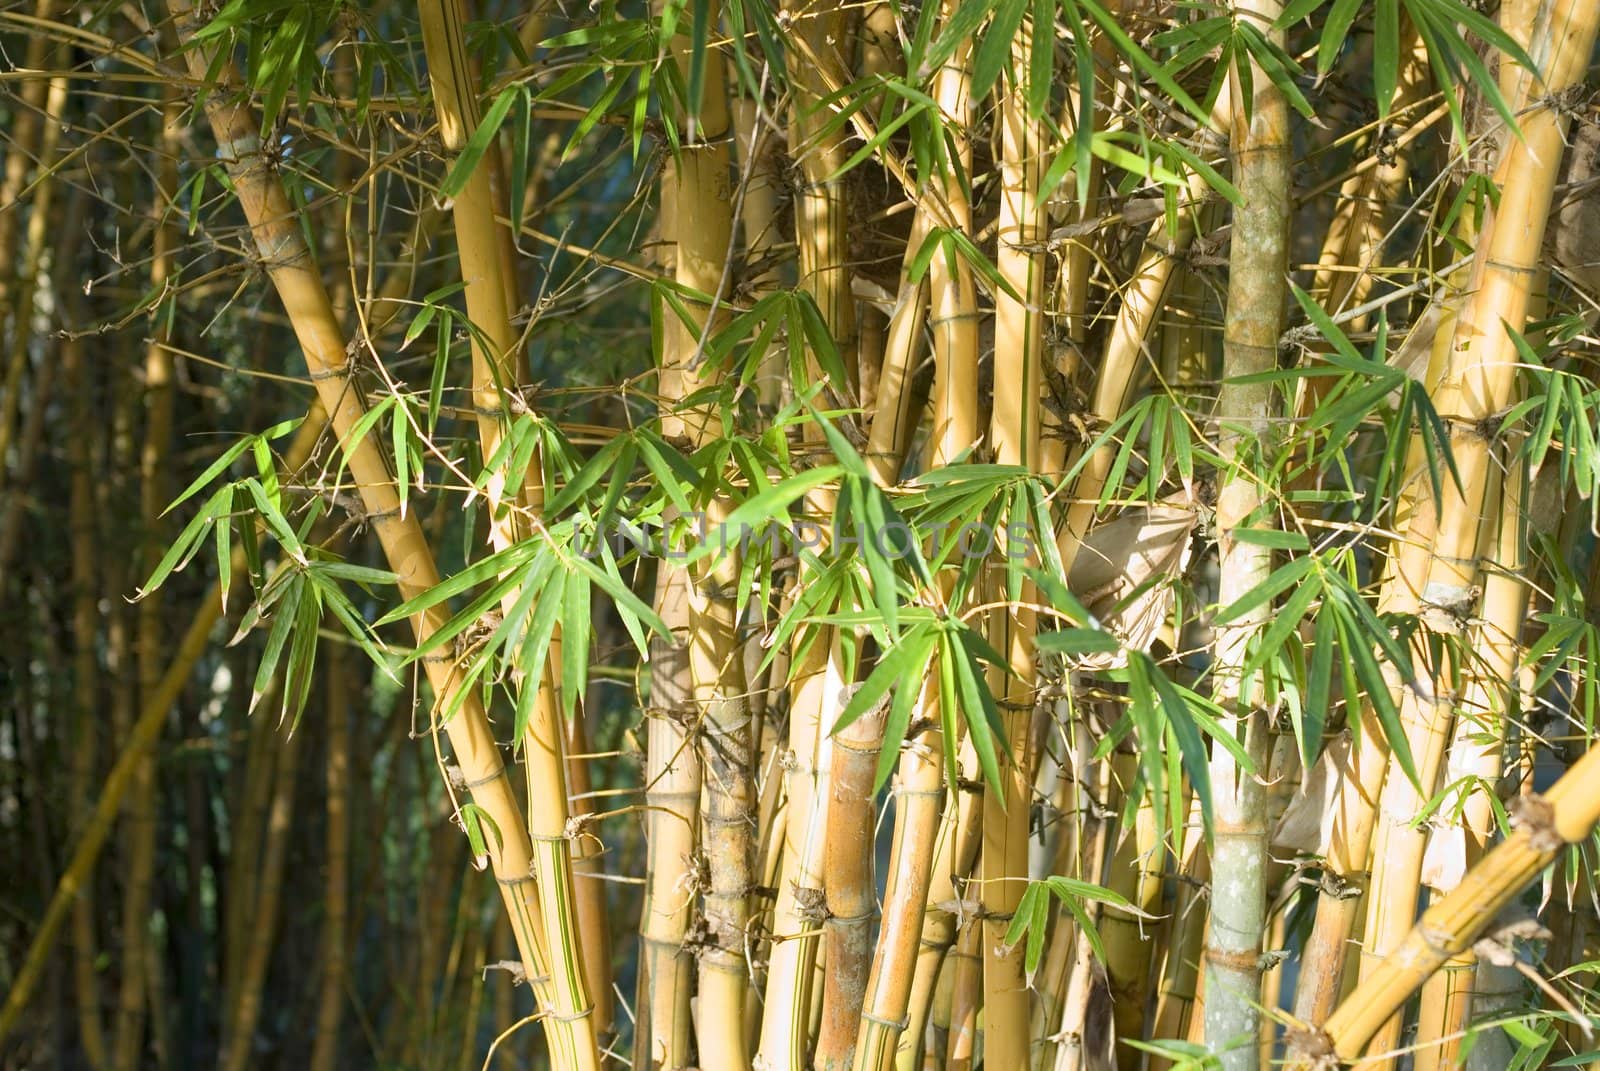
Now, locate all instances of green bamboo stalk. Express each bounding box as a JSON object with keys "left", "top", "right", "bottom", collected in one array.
[{"left": 1203, "top": 3, "right": 1290, "bottom": 1068}]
